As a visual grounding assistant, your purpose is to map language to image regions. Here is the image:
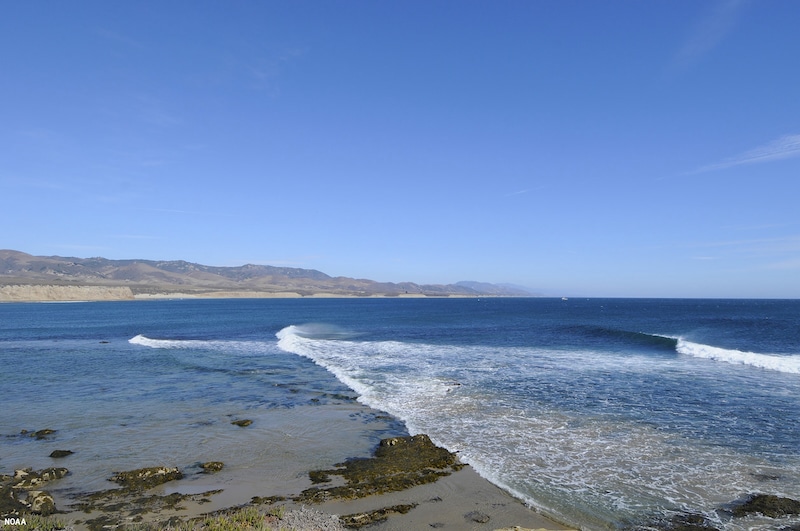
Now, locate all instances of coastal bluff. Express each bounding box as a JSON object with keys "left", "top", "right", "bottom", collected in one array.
[
  {"left": 0, "top": 285, "right": 134, "bottom": 302},
  {"left": 0, "top": 249, "right": 538, "bottom": 300}
]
